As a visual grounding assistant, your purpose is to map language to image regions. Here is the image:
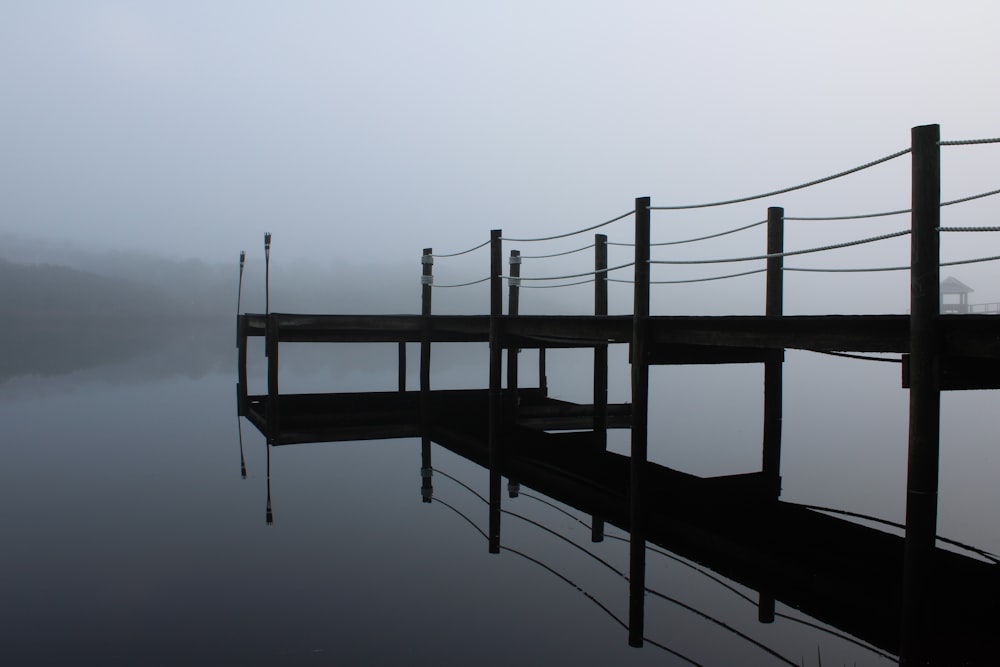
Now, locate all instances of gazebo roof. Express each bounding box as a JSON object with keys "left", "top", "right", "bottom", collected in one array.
[{"left": 941, "top": 276, "right": 974, "bottom": 294}]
